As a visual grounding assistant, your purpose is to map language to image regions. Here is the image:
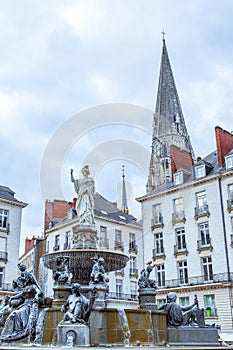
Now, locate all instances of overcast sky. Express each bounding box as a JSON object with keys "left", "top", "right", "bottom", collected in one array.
[{"left": 0, "top": 1, "right": 233, "bottom": 254}]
